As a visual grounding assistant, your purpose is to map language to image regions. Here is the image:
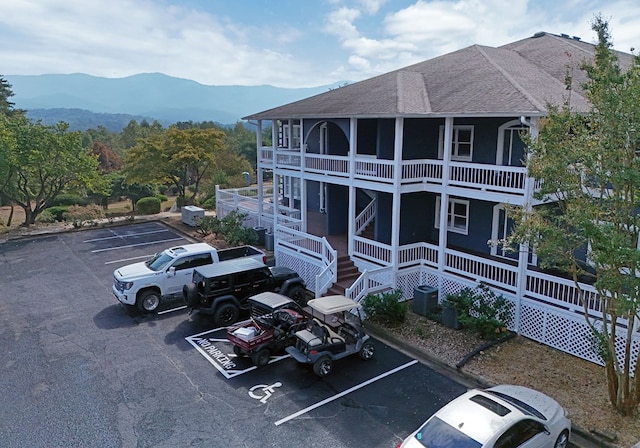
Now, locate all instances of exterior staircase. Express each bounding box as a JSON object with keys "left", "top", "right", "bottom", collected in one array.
[{"left": 326, "top": 255, "right": 361, "bottom": 296}]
